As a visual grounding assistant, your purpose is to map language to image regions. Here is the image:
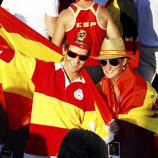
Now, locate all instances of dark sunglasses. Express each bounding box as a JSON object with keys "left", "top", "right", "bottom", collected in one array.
[
  {"left": 67, "top": 50, "right": 88, "bottom": 61},
  {"left": 100, "top": 58, "right": 123, "bottom": 67}
]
